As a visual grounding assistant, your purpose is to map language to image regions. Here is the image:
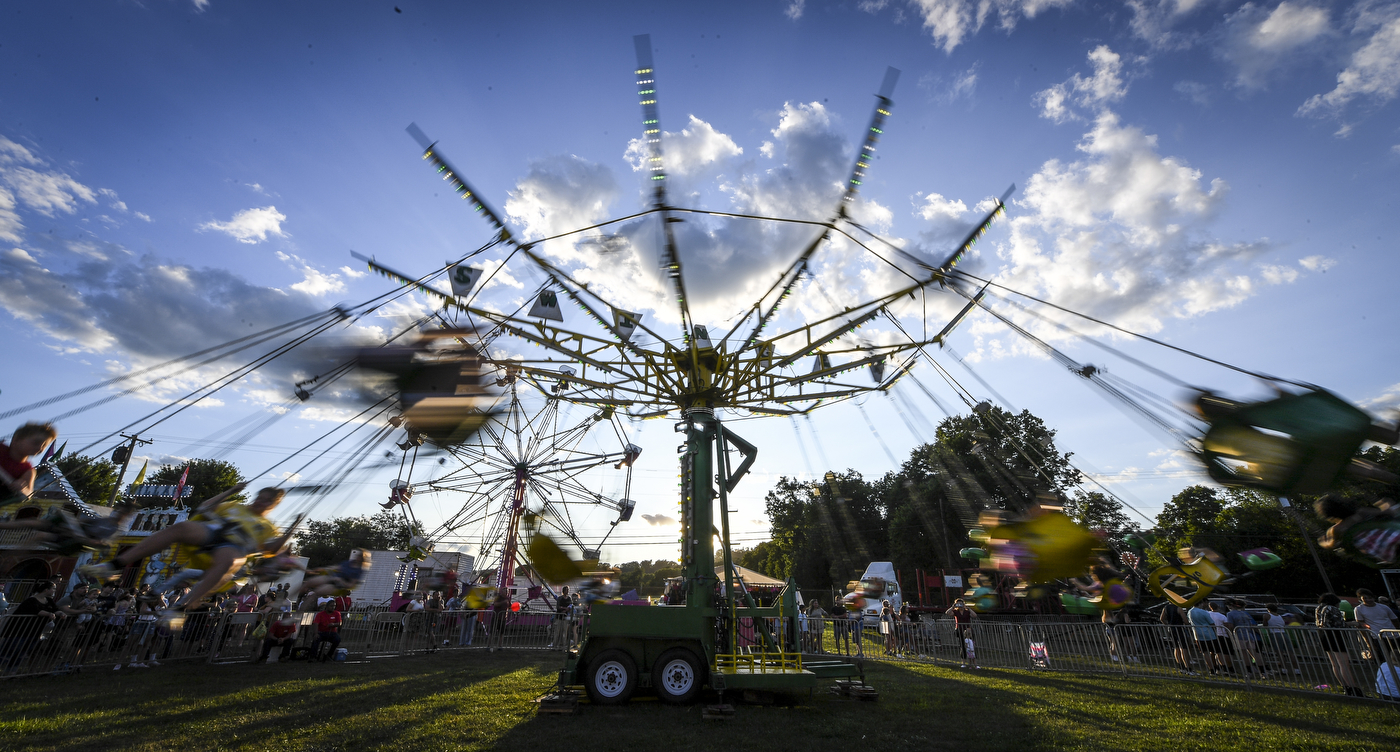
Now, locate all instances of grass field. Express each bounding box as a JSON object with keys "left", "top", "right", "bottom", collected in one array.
[{"left": 2, "top": 652, "right": 1397, "bottom": 752}]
